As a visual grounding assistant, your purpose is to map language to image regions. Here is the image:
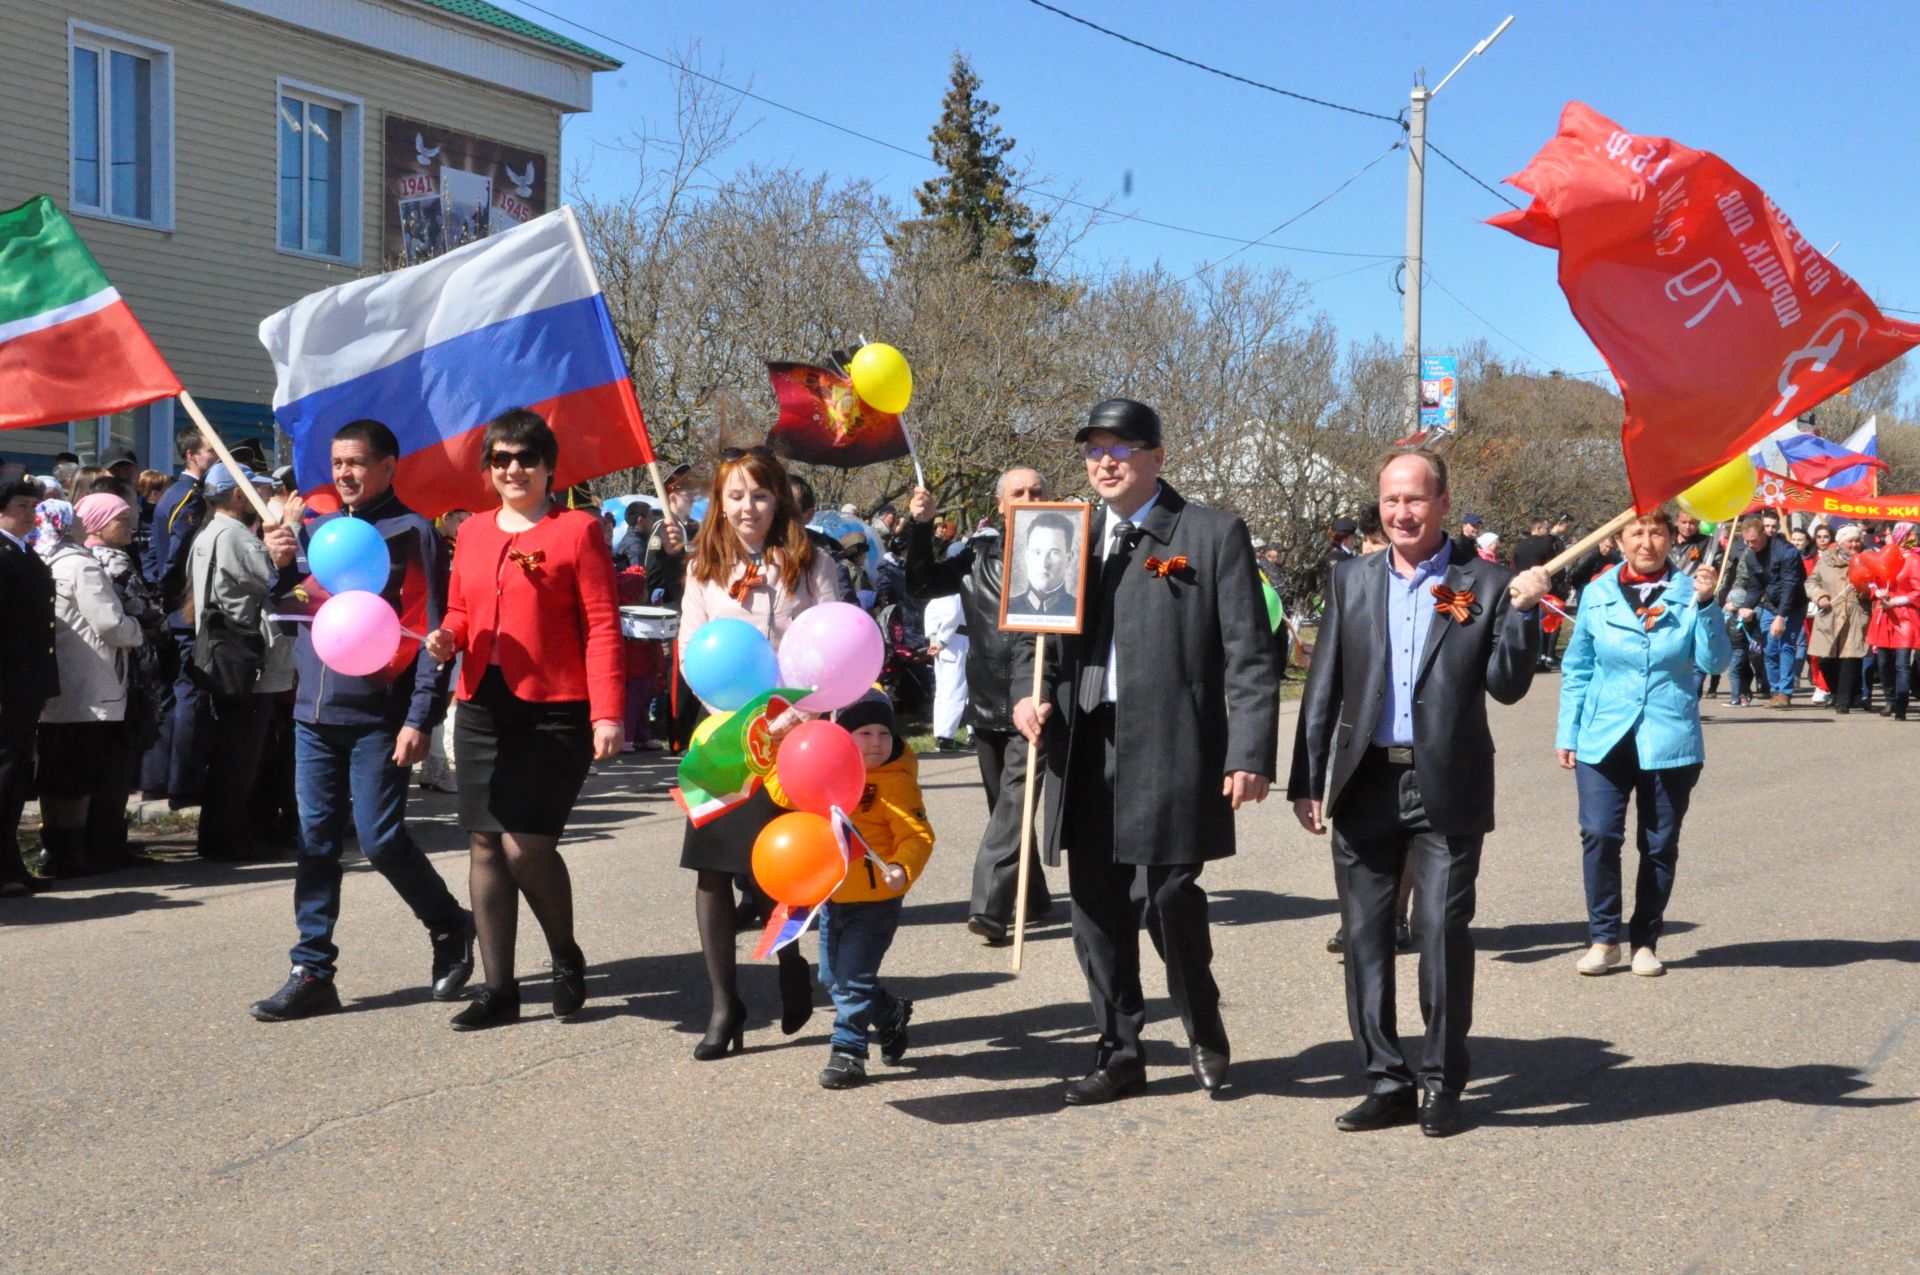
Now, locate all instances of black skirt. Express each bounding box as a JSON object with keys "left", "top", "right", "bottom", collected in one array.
[
  {"left": 455, "top": 665, "right": 592, "bottom": 836},
  {"left": 37, "top": 721, "right": 125, "bottom": 799},
  {"left": 679, "top": 786, "right": 783, "bottom": 875}
]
